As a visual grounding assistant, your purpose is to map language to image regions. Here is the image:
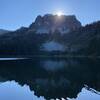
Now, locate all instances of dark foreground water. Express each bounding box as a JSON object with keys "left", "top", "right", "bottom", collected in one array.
[{"left": 0, "top": 57, "right": 100, "bottom": 100}]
